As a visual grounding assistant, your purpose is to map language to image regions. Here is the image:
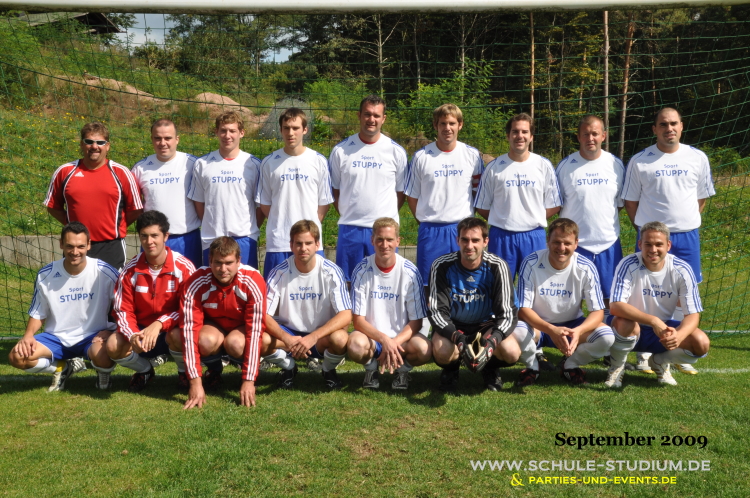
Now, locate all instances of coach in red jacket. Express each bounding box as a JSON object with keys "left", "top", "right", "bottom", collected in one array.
[
  {"left": 107, "top": 211, "right": 195, "bottom": 392},
  {"left": 169, "top": 236, "right": 266, "bottom": 409}
]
